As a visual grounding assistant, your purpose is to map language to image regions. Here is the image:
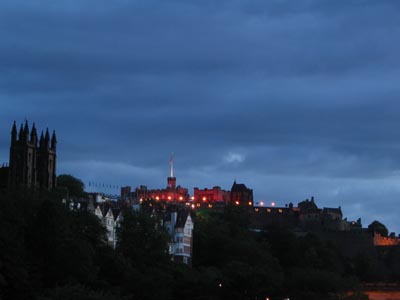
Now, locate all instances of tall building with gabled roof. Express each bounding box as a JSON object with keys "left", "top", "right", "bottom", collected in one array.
[{"left": 230, "top": 180, "right": 253, "bottom": 207}]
